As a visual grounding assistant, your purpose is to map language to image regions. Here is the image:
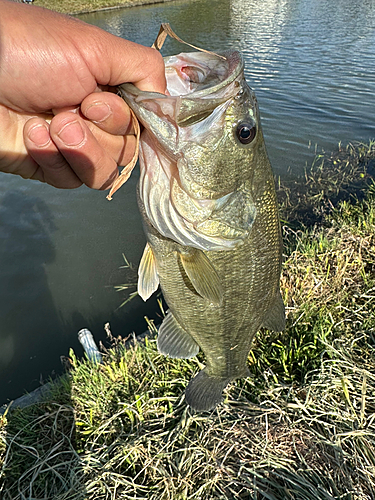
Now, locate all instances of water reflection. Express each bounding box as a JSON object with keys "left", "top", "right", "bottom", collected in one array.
[
  {"left": 0, "top": 191, "right": 65, "bottom": 402},
  {"left": 229, "top": 0, "right": 289, "bottom": 84},
  {"left": 227, "top": 0, "right": 375, "bottom": 173}
]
